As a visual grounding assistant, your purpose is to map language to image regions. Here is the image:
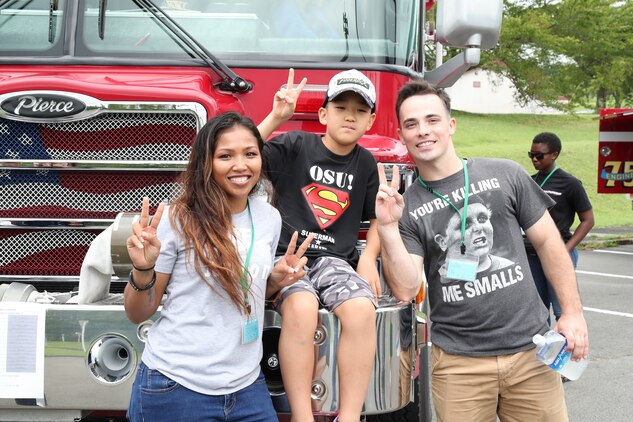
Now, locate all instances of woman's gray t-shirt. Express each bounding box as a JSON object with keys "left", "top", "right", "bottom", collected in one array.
[{"left": 142, "top": 196, "right": 281, "bottom": 394}]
